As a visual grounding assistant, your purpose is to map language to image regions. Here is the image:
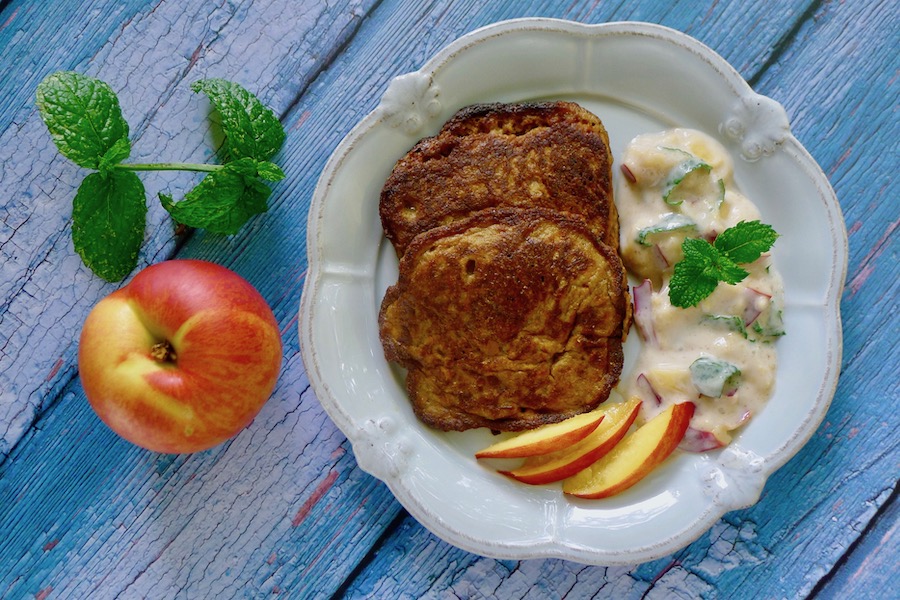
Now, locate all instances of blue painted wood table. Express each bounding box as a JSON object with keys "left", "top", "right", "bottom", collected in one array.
[{"left": 0, "top": 0, "right": 897, "bottom": 598}]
